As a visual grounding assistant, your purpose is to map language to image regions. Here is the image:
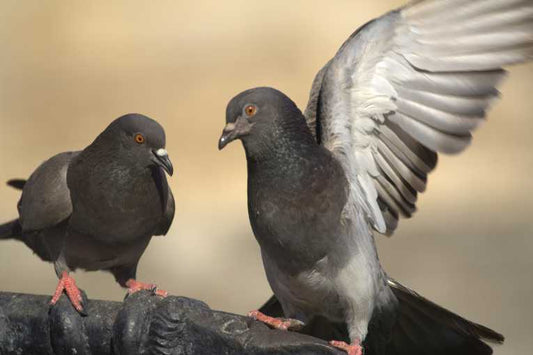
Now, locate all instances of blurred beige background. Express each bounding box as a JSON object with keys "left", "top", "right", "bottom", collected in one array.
[{"left": 0, "top": 1, "right": 531, "bottom": 354}]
